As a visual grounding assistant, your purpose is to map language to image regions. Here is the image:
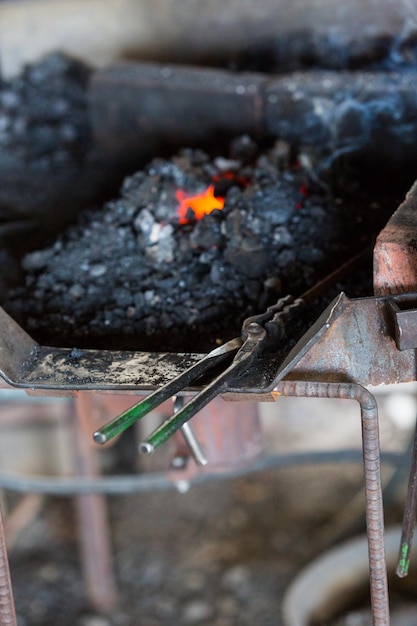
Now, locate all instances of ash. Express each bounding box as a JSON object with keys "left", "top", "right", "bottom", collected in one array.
[{"left": 3, "top": 137, "right": 393, "bottom": 351}]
